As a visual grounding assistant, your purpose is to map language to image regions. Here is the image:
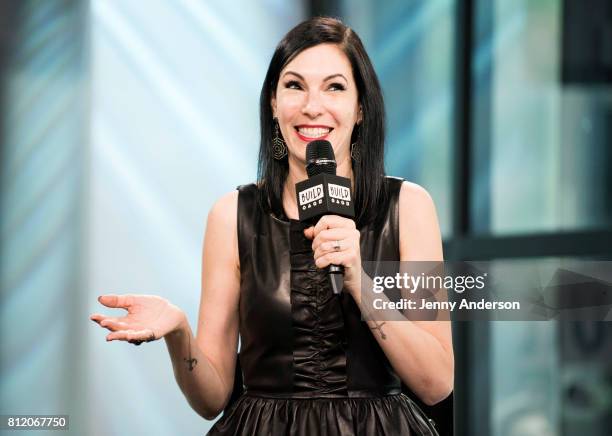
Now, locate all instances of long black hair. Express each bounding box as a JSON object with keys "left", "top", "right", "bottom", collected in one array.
[{"left": 257, "top": 17, "right": 388, "bottom": 227}]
